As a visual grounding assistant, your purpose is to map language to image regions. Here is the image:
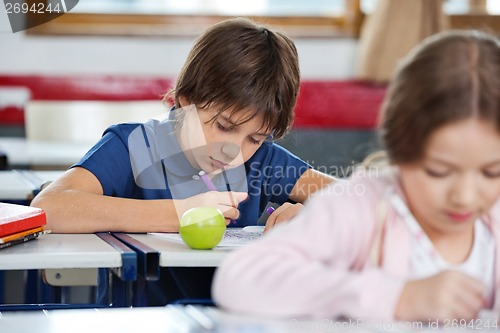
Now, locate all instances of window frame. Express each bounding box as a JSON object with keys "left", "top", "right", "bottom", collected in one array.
[
  {"left": 25, "top": 0, "right": 363, "bottom": 38},
  {"left": 25, "top": 0, "right": 500, "bottom": 38}
]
